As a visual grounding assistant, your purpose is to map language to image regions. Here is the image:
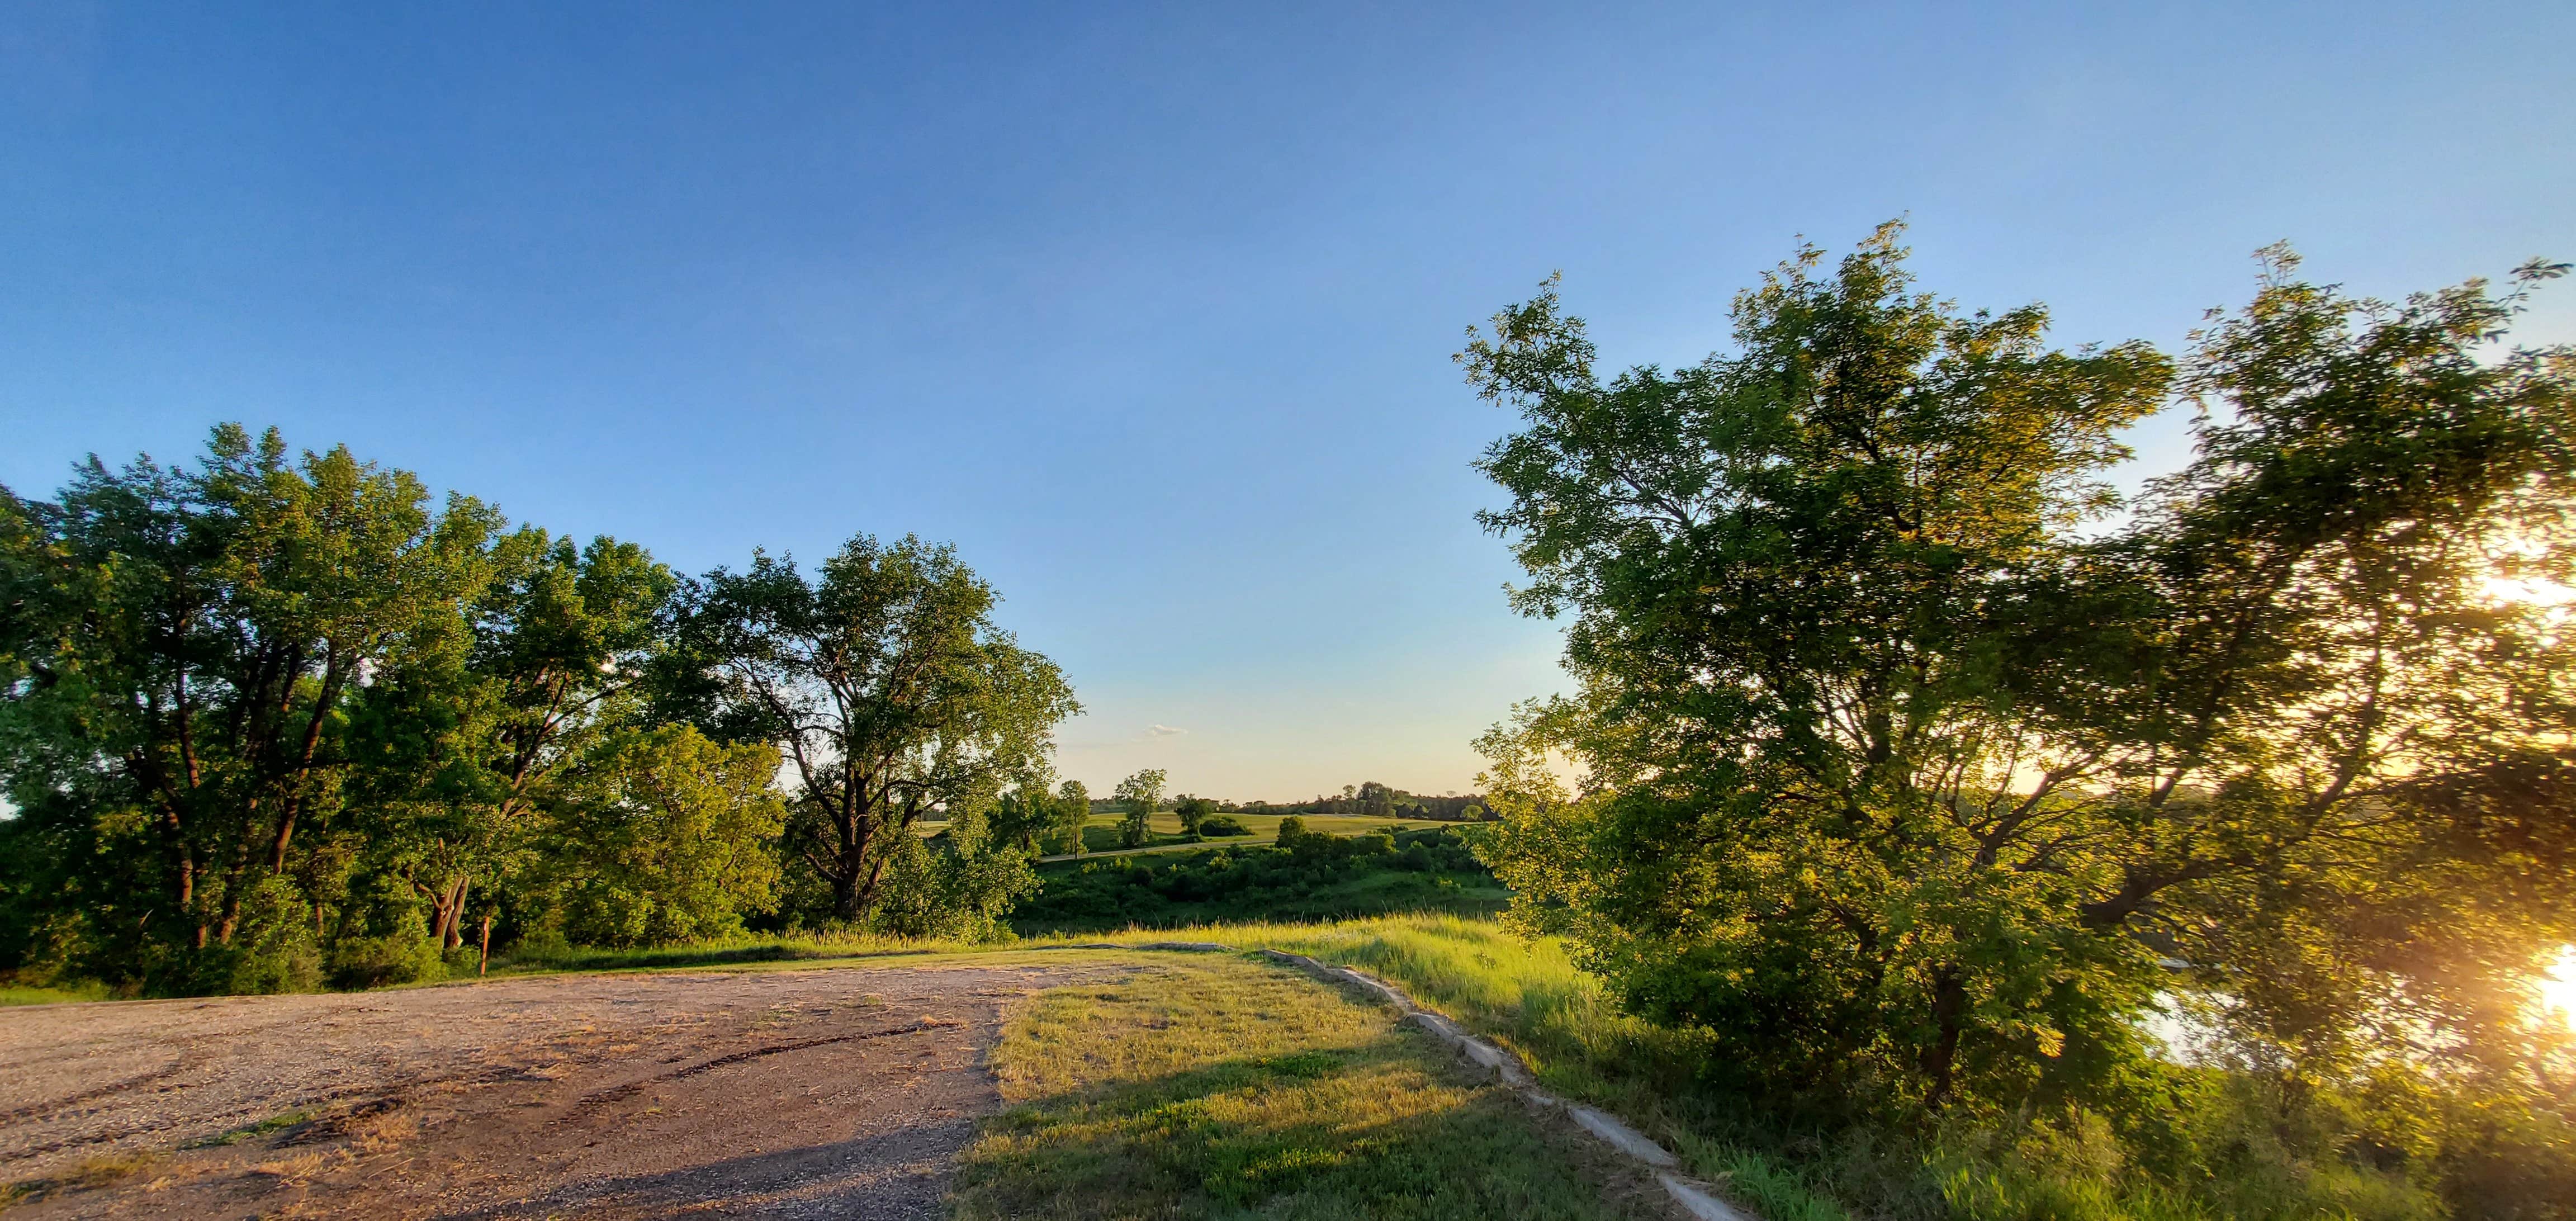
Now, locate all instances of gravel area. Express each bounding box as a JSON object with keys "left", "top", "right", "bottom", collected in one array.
[{"left": 0, "top": 959, "right": 1109, "bottom": 1219}]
